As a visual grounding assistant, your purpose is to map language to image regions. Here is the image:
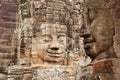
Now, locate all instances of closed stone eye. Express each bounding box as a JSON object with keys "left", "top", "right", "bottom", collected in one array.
[
  {"left": 58, "top": 36, "right": 66, "bottom": 44},
  {"left": 42, "top": 35, "right": 52, "bottom": 43}
]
